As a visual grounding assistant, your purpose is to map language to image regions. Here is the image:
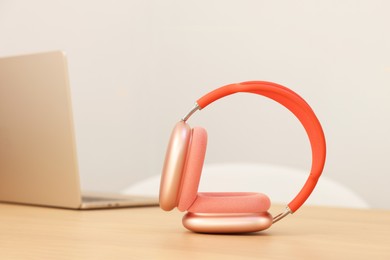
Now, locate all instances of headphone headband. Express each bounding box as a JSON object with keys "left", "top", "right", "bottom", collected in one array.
[{"left": 183, "top": 81, "right": 326, "bottom": 219}]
